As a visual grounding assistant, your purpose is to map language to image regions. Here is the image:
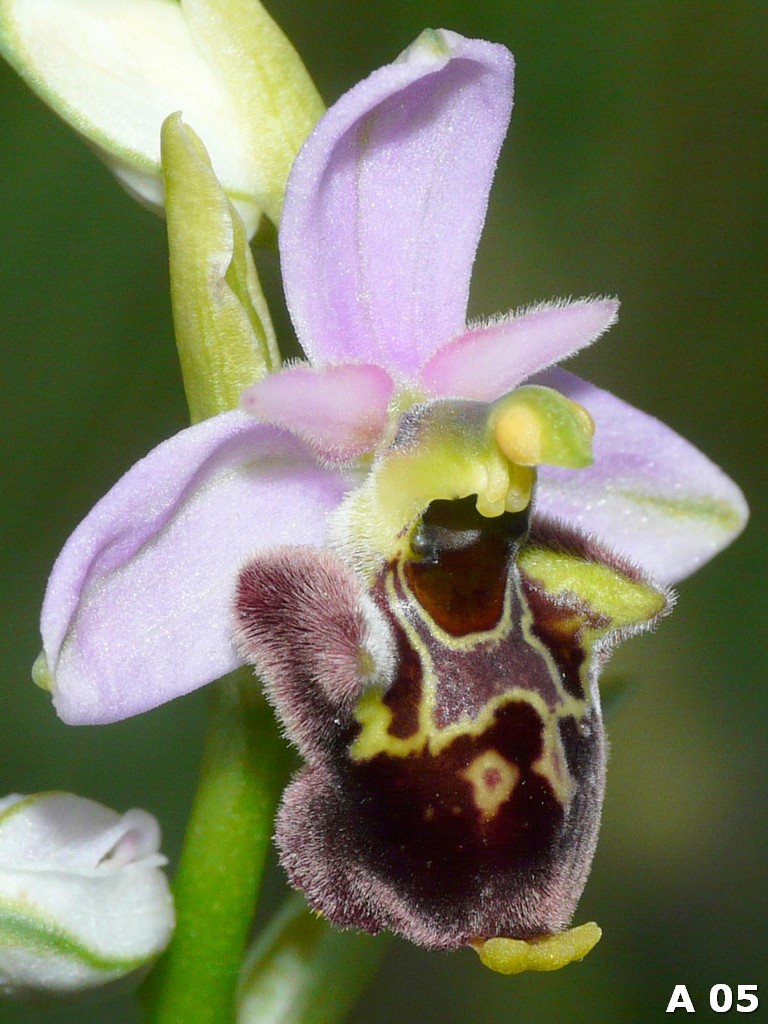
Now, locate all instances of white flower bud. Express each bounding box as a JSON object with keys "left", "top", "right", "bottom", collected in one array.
[
  {"left": 0, "top": 0, "right": 323, "bottom": 236},
  {"left": 0, "top": 792, "right": 175, "bottom": 998}
]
